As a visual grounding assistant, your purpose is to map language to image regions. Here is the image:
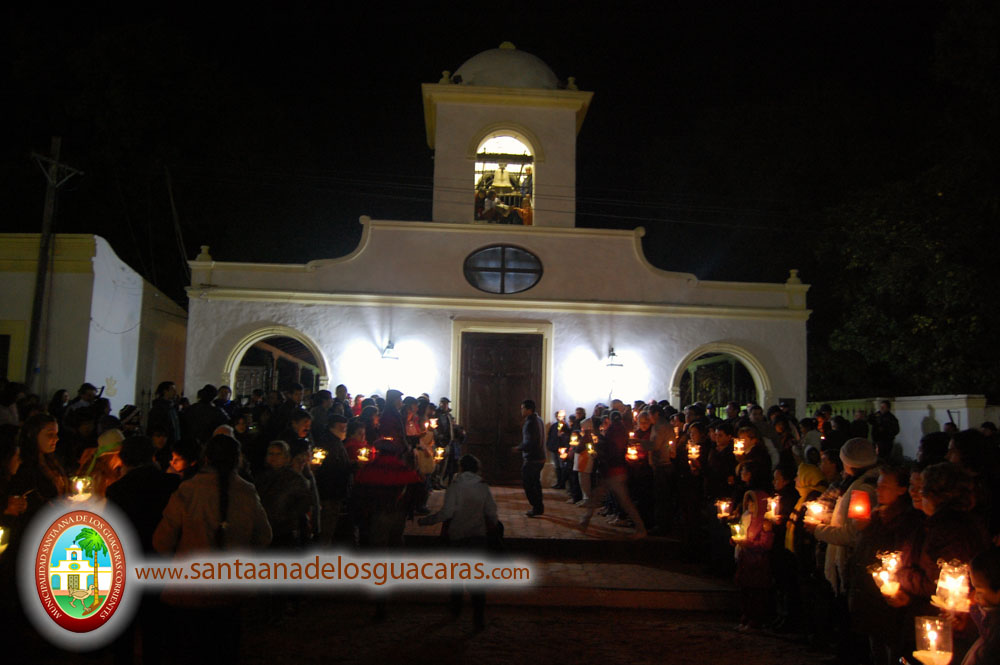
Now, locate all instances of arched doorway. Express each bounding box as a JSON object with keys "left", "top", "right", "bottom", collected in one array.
[
  {"left": 223, "top": 326, "right": 329, "bottom": 402},
  {"left": 670, "top": 343, "right": 772, "bottom": 415}
]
